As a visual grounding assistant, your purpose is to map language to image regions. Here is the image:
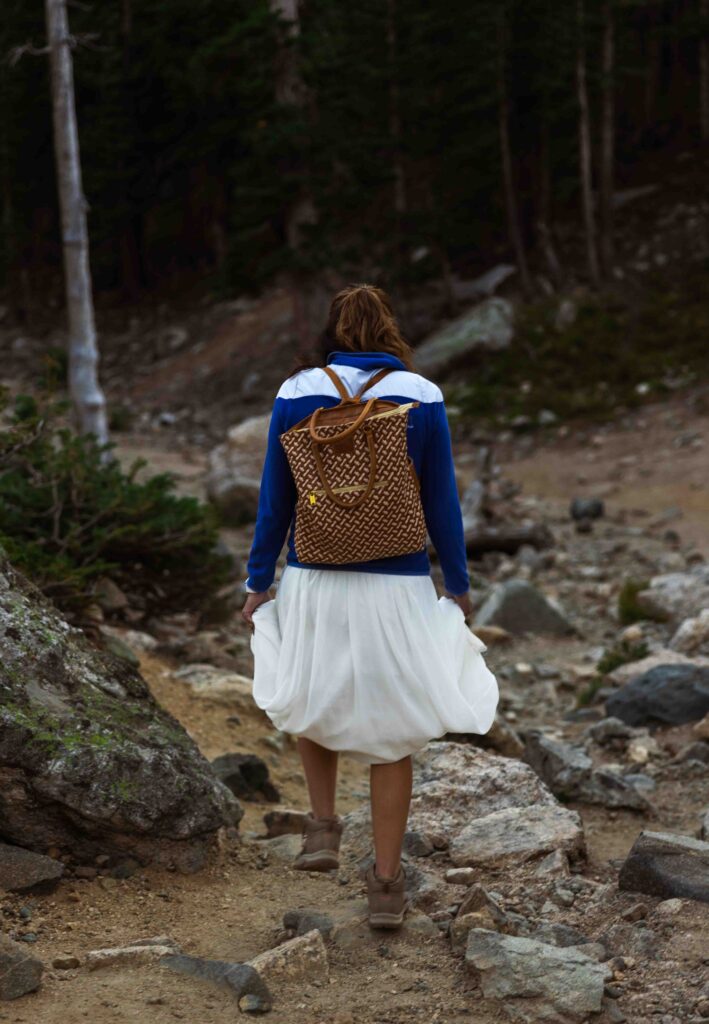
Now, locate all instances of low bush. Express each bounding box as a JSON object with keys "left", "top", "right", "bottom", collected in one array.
[{"left": 0, "top": 391, "right": 230, "bottom": 616}]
